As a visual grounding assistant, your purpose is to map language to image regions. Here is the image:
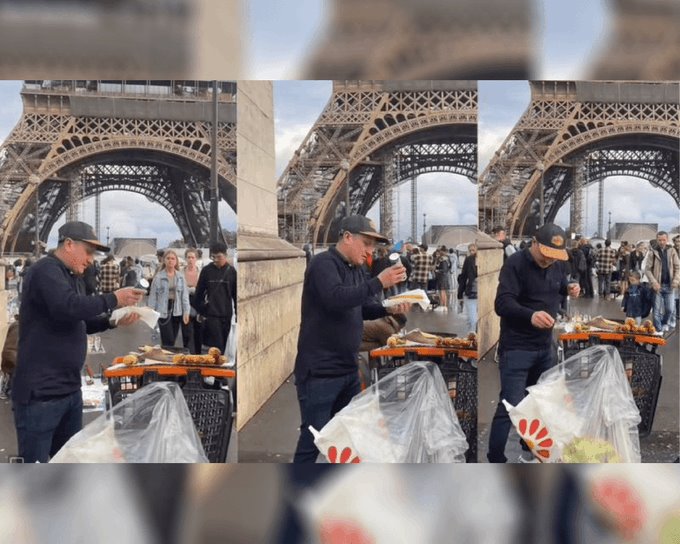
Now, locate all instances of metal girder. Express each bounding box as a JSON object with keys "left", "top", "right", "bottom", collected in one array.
[
  {"left": 278, "top": 81, "right": 477, "bottom": 245},
  {"left": 0, "top": 81, "right": 236, "bottom": 254}
]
